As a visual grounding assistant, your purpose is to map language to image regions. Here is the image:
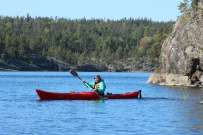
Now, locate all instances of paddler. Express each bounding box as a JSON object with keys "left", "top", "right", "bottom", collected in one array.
[{"left": 82, "top": 75, "right": 106, "bottom": 96}]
